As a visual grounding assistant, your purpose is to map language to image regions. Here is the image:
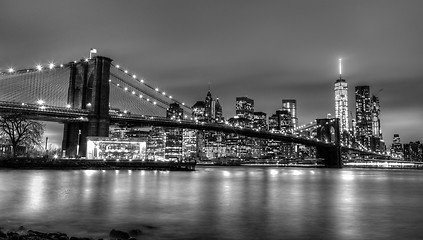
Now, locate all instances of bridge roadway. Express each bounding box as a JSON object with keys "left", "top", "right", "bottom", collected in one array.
[
  {"left": 0, "top": 101, "right": 389, "bottom": 158},
  {"left": 111, "top": 114, "right": 391, "bottom": 158},
  {"left": 0, "top": 101, "right": 89, "bottom": 122},
  {"left": 111, "top": 113, "right": 336, "bottom": 148}
]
